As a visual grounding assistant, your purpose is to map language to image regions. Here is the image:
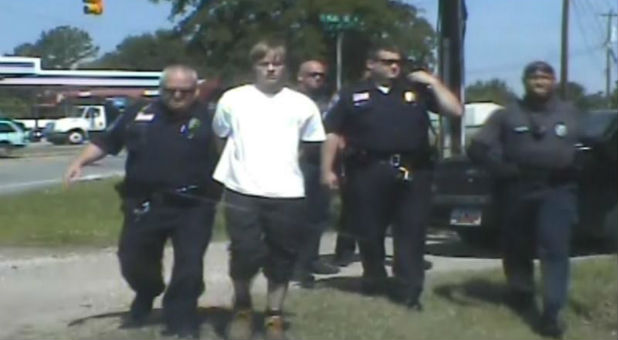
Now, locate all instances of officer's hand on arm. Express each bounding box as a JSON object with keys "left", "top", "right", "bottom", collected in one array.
[
  {"left": 321, "top": 133, "right": 341, "bottom": 190},
  {"left": 63, "top": 143, "right": 107, "bottom": 188},
  {"left": 407, "top": 71, "right": 463, "bottom": 117}
]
